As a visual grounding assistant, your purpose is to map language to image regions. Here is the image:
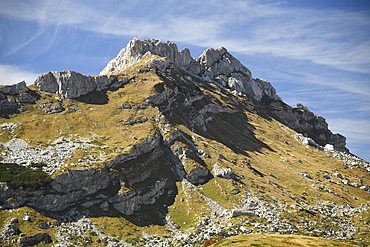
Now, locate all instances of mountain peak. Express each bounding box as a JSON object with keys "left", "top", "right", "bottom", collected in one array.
[
  {"left": 100, "top": 38, "right": 196, "bottom": 75},
  {"left": 100, "top": 38, "right": 279, "bottom": 101}
]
